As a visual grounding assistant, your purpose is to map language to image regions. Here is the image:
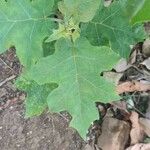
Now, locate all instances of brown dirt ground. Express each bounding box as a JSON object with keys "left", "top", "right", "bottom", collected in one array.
[{"left": 0, "top": 49, "right": 85, "bottom": 150}]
